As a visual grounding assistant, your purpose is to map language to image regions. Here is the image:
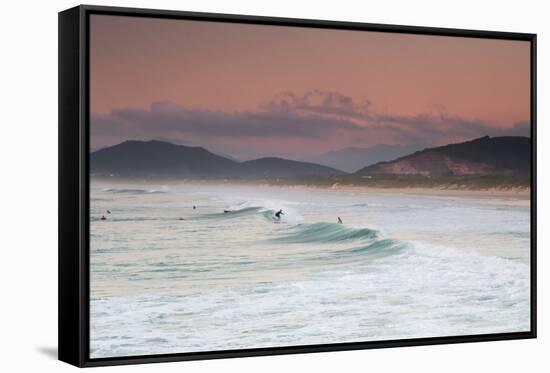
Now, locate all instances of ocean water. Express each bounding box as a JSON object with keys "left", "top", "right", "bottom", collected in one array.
[{"left": 89, "top": 181, "right": 531, "bottom": 358}]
